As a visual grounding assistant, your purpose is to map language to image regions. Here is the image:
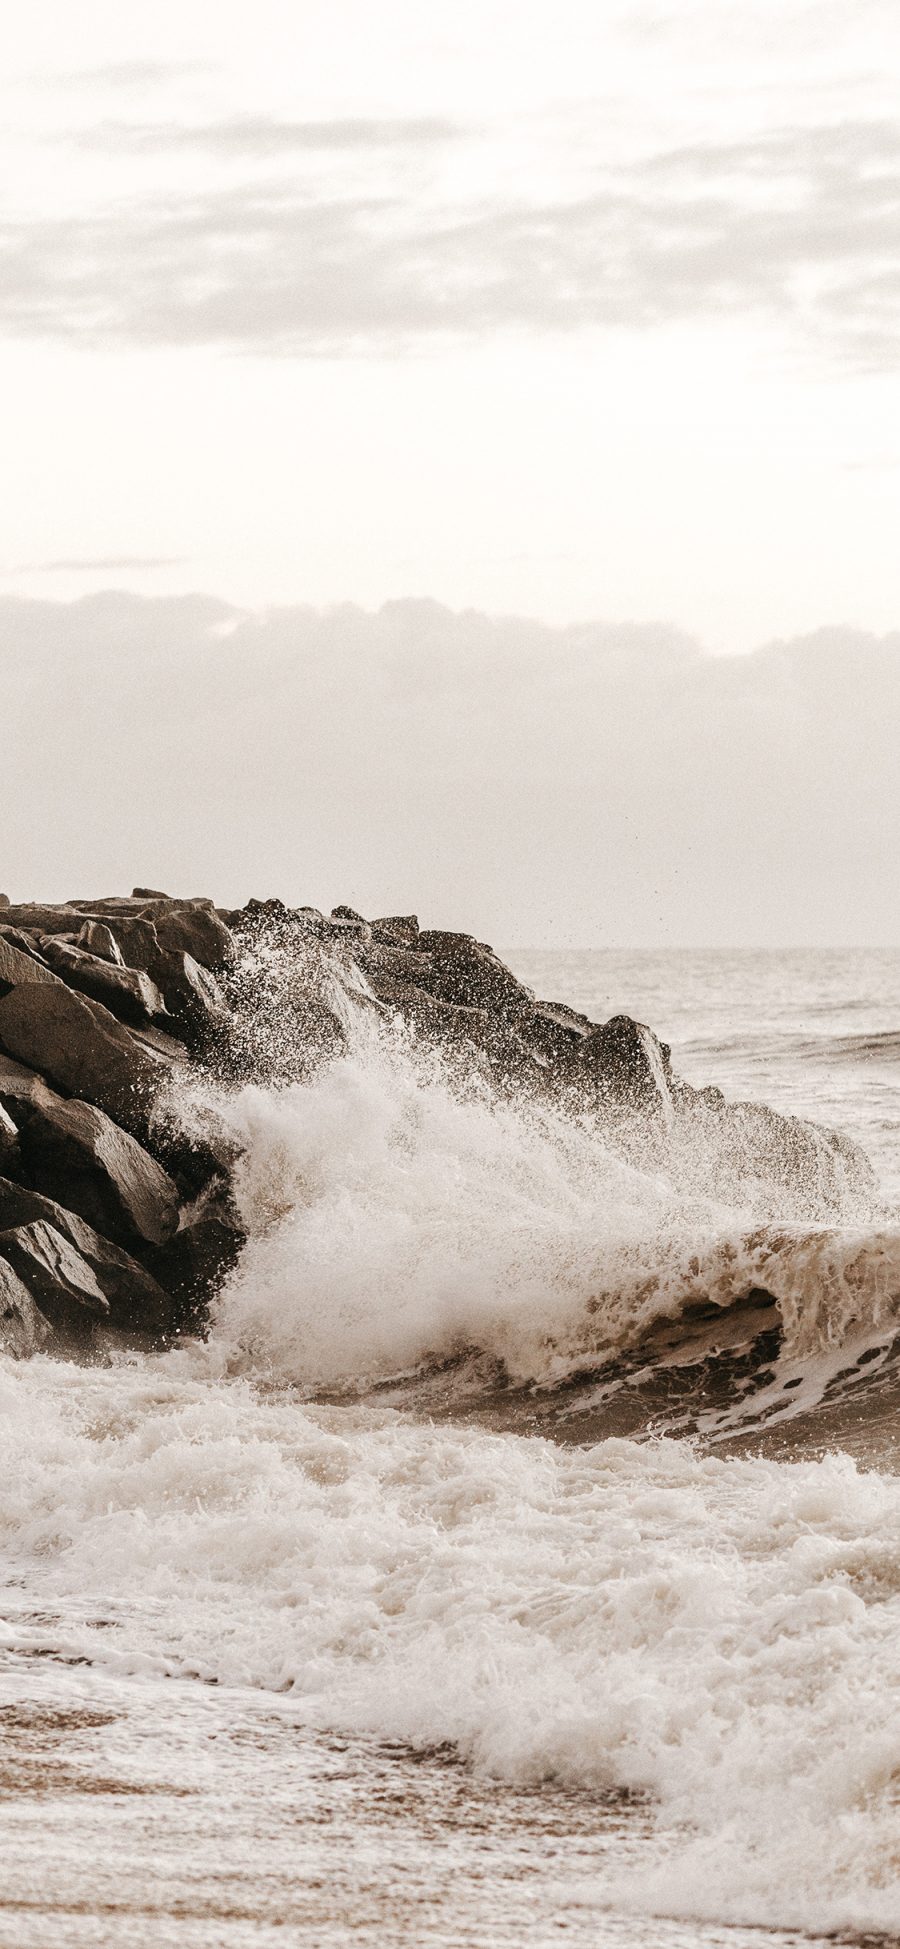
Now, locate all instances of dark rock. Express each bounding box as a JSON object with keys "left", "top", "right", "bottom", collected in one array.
[
  {"left": 0, "top": 905, "right": 88, "bottom": 936},
  {"left": 145, "top": 905, "right": 233, "bottom": 972},
  {"left": 148, "top": 1203, "right": 243, "bottom": 1333},
  {"left": 572, "top": 1013, "right": 674, "bottom": 1117},
  {"left": 0, "top": 894, "right": 9, "bottom": 908},
  {"left": 0, "top": 925, "right": 55, "bottom": 968},
  {"left": 76, "top": 920, "right": 125, "bottom": 964},
  {"left": 99, "top": 916, "right": 227, "bottom": 1034},
  {"left": 132, "top": 887, "right": 171, "bottom": 899},
  {"left": 15, "top": 1094, "right": 179, "bottom": 1249},
  {"left": 0, "top": 1051, "right": 57, "bottom": 1116},
  {"left": 0, "top": 1176, "right": 173, "bottom": 1336},
  {"left": 0, "top": 984, "right": 167, "bottom": 1138},
  {"left": 331, "top": 905, "right": 366, "bottom": 924},
  {"left": 0, "top": 1222, "right": 109, "bottom": 1331},
  {"left": 0, "top": 934, "right": 63, "bottom": 993},
  {"left": 0, "top": 1102, "right": 19, "bottom": 1168},
  {"left": 40, "top": 939, "right": 166, "bottom": 1026},
  {"left": 371, "top": 914, "right": 420, "bottom": 947},
  {"left": 0, "top": 1258, "right": 53, "bottom": 1357},
  {"left": 415, "top": 931, "right": 535, "bottom": 1021}
]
